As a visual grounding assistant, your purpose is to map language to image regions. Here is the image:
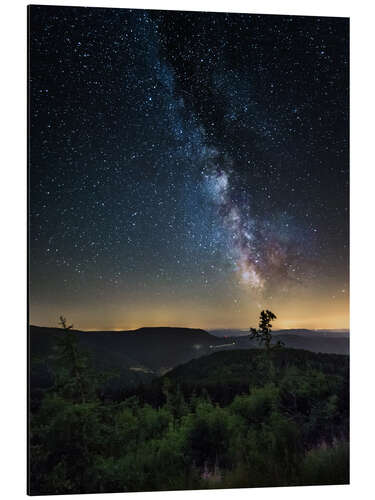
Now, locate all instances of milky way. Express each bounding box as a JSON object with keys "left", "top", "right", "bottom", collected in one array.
[
  {"left": 29, "top": 6, "right": 349, "bottom": 329},
  {"left": 202, "top": 152, "right": 305, "bottom": 291}
]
